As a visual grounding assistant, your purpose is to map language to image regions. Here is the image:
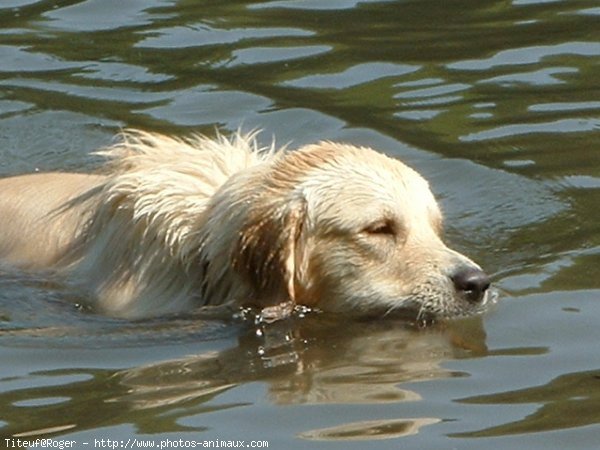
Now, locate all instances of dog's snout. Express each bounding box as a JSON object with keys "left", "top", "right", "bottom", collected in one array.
[{"left": 451, "top": 266, "right": 491, "bottom": 303}]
